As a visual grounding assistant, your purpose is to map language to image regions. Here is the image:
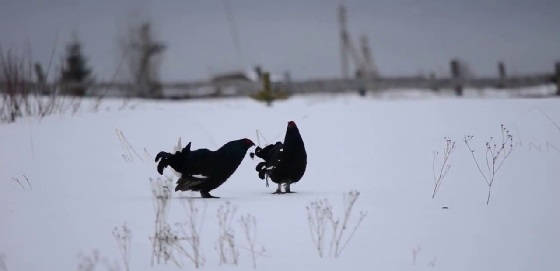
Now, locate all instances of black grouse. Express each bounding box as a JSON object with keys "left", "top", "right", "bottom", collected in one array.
[
  {"left": 254, "top": 121, "right": 307, "bottom": 193},
  {"left": 155, "top": 138, "right": 255, "bottom": 198}
]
